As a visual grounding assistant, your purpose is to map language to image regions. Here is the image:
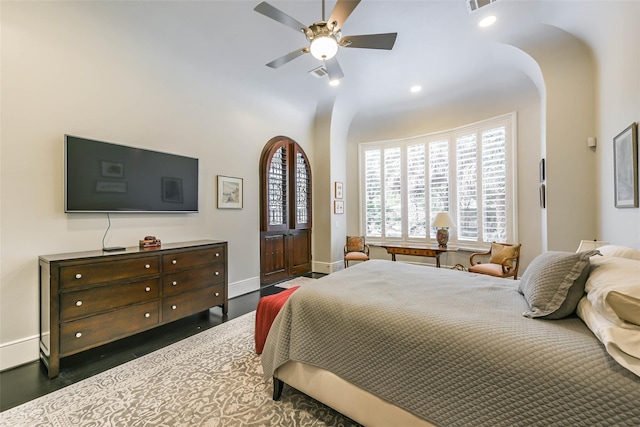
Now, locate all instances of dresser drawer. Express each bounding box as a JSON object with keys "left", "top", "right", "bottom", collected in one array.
[
  {"left": 60, "top": 278, "right": 160, "bottom": 322},
  {"left": 60, "top": 256, "right": 159, "bottom": 290},
  {"left": 163, "top": 263, "right": 225, "bottom": 296},
  {"left": 60, "top": 301, "right": 159, "bottom": 356},
  {"left": 162, "top": 285, "right": 224, "bottom": 323},
  {"left": 162, "top": 246, "right": 224, "bottom": 273}
]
